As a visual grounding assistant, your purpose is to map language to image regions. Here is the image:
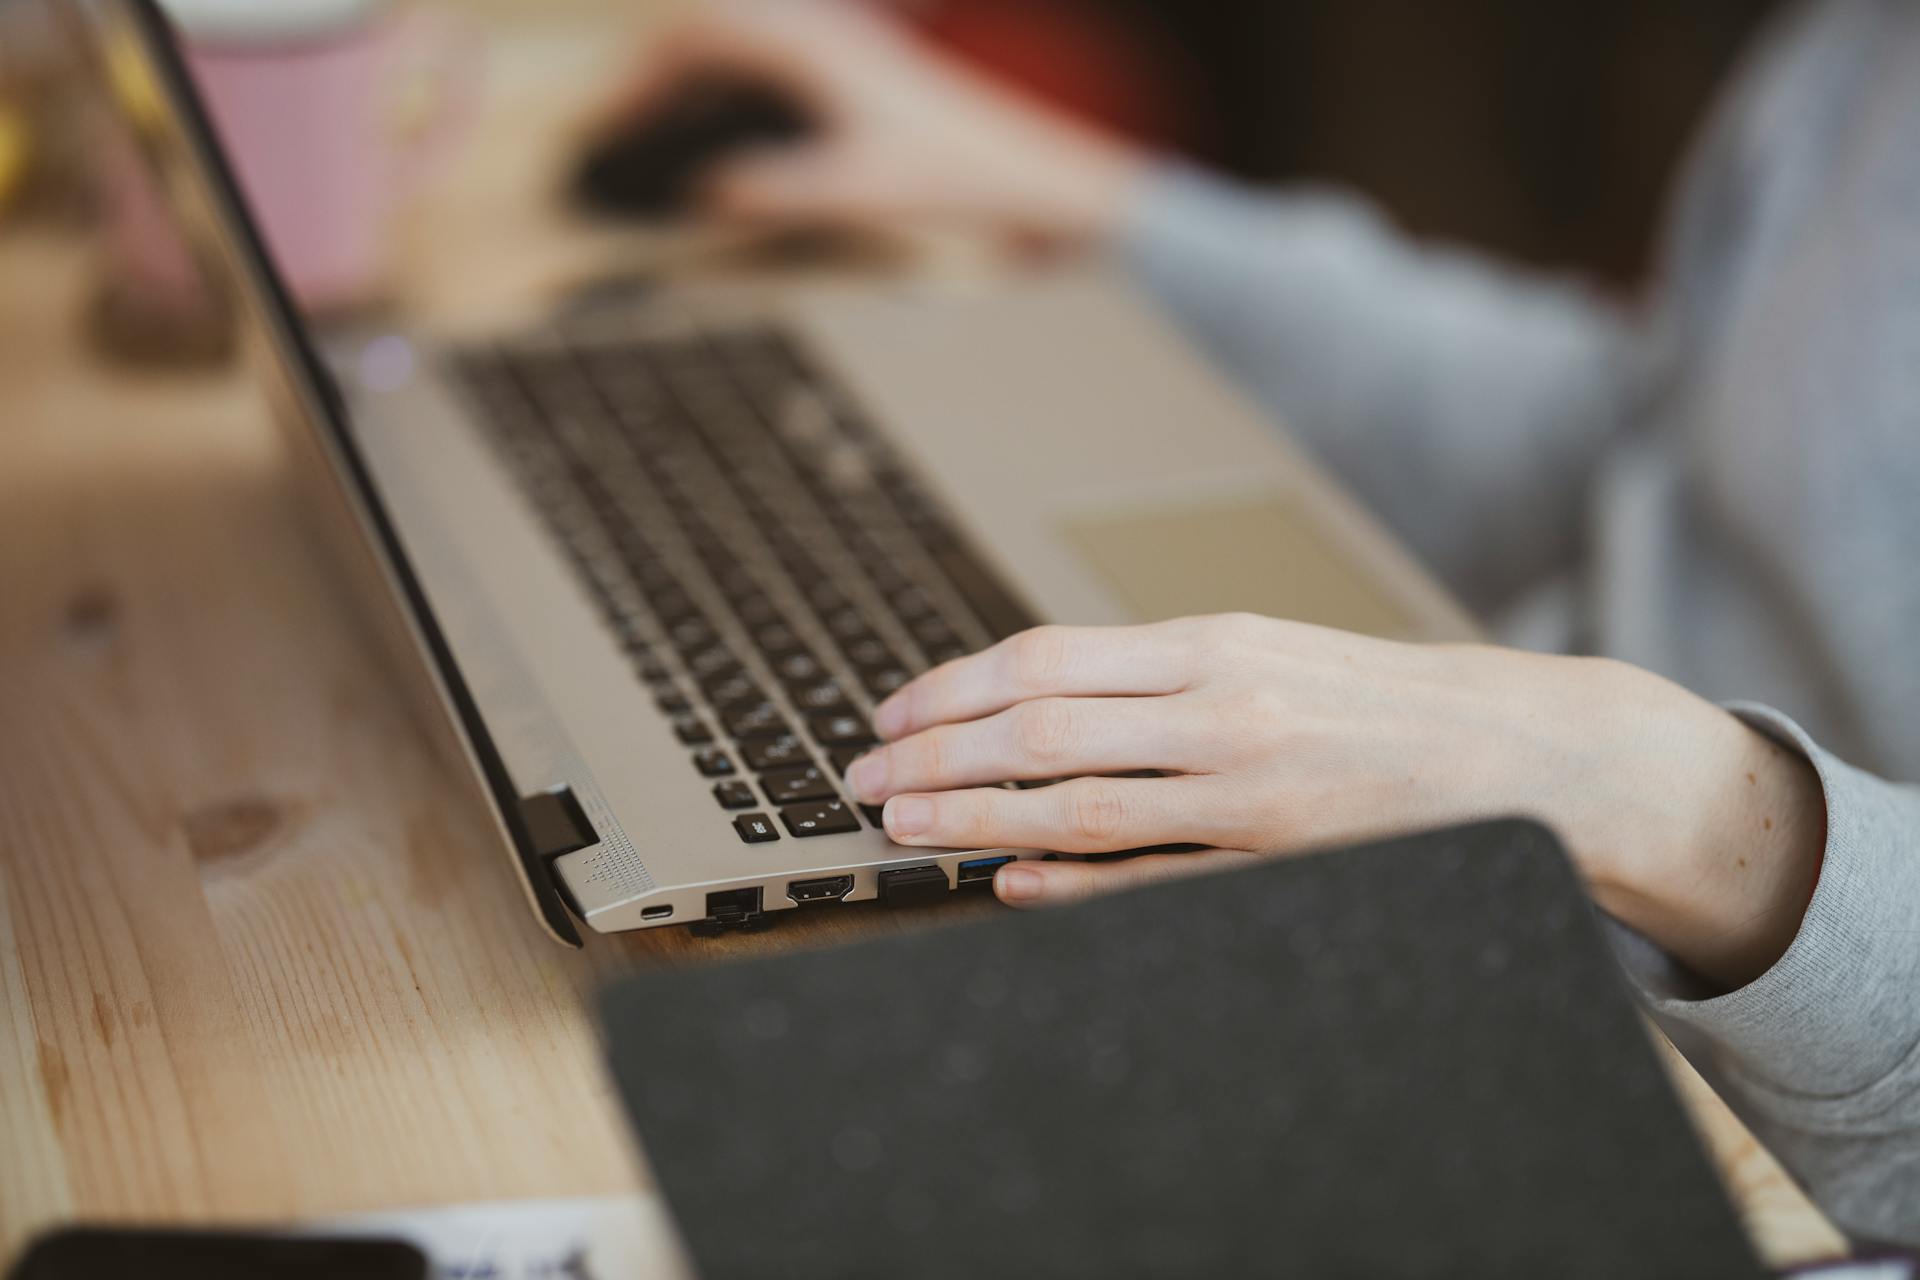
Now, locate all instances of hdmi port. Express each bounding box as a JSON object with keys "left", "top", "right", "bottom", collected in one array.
[{"left": 788, "top": 874, "right": 854, "bottom": 904}]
